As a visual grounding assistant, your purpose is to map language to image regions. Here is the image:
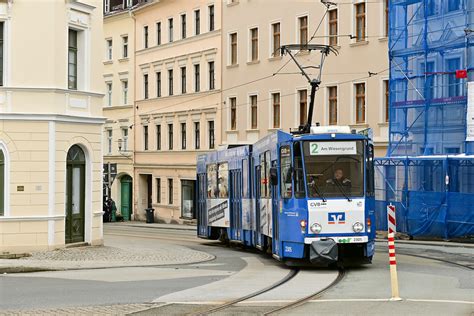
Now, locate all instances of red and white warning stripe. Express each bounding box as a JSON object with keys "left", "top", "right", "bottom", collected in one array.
[
  {"left": 387, "top": 204, "right": 396, "bottom": 234},
  {"left": 388, "top": 232, "right": 401, "bottom": 300},
  {"left": 388, "top": 234, "right": 397, "bottom": 265}
]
